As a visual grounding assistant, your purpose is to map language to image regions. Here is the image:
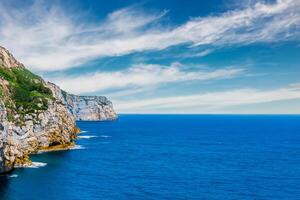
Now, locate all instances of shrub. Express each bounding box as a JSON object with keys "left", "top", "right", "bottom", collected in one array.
[{"left": 0, "top": 67, "right": 54, "bottom": 116}]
